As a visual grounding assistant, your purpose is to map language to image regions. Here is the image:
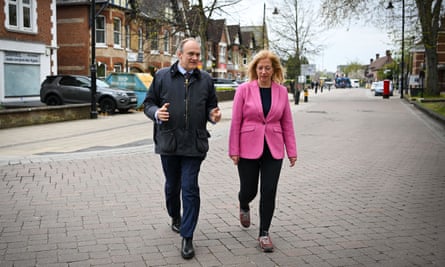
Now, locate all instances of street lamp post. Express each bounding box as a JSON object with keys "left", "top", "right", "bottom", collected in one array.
[
  {"left": 387, "top": 0, "right": 405, "bottom": 99},
  {"left": 262, "top": 3, "right": 279, "bottom": 50},
  {"left": 90, "top": 0, "right": 98, "bottom": 119},
  {"left": 263, "top": 2, "right": 266, "bottom": 49}
]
